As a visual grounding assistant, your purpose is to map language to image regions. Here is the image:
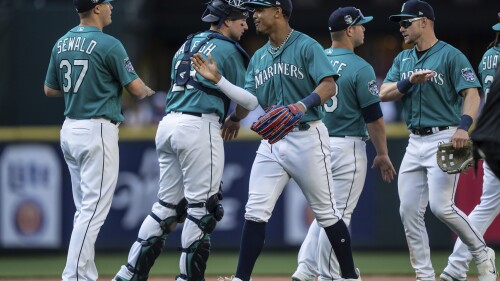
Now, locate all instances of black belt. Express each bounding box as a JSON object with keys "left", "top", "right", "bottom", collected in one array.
[
  {"left": 179, "top": 111, "right": 202, "bottom": 117},
  {"left": 410, "top": 126, "right": 449, "bottom": 136},
  {"left": 295, "top": 123, "right": 311, "bottom": 131},
  {"left": 92, "top": 117, "right": 118, "bottom": 125}
]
